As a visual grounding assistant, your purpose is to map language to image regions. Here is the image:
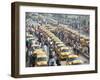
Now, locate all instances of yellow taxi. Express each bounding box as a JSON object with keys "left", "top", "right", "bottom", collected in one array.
[
  {"left": 55, "top": 41, "right": 63, "bottom": 45},
  {"left": 33, "top": 49, "right": 44, "bottom": 55},
  {"left": 67, "top": 54, "right": 78, "bottom": 58},
  {"left": 52, "top": 37, "right": 61, "bottom": 42},
  {"left": 49, "top": 34, "right": 55, "bottom": 38},
  {"left": 58, "top": 47, "right": 72, "bottom": 59},
  {"left": 80, "top": 37, "right": 89, "bottom": 47},
  {"left": 36, "top": 53, "right": 48, "bottom": 66},
  {"left": 33, "top": 49, "right": 48, "bottom": 66},
  {"left": 66, "top": 54, "right": 84, "bottom": 65},
  {"left": 57, "top": 43, "right": 66, "bottom": 48},
  {"left": 55, "top": 43, "right": 66, "bottom": 52}
]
